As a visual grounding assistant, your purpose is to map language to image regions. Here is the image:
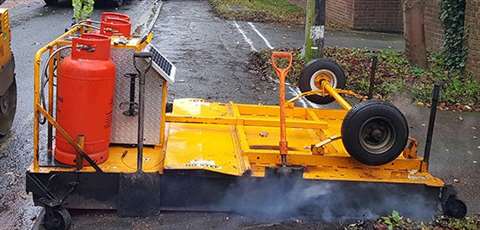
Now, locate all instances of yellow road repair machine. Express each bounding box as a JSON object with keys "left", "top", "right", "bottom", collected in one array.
[
  {"left": 0, "top": 8, "right": 16, "bottom": 138},
  {"left": 25, "top": 10, "right": 466, "bottom": 230}
]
